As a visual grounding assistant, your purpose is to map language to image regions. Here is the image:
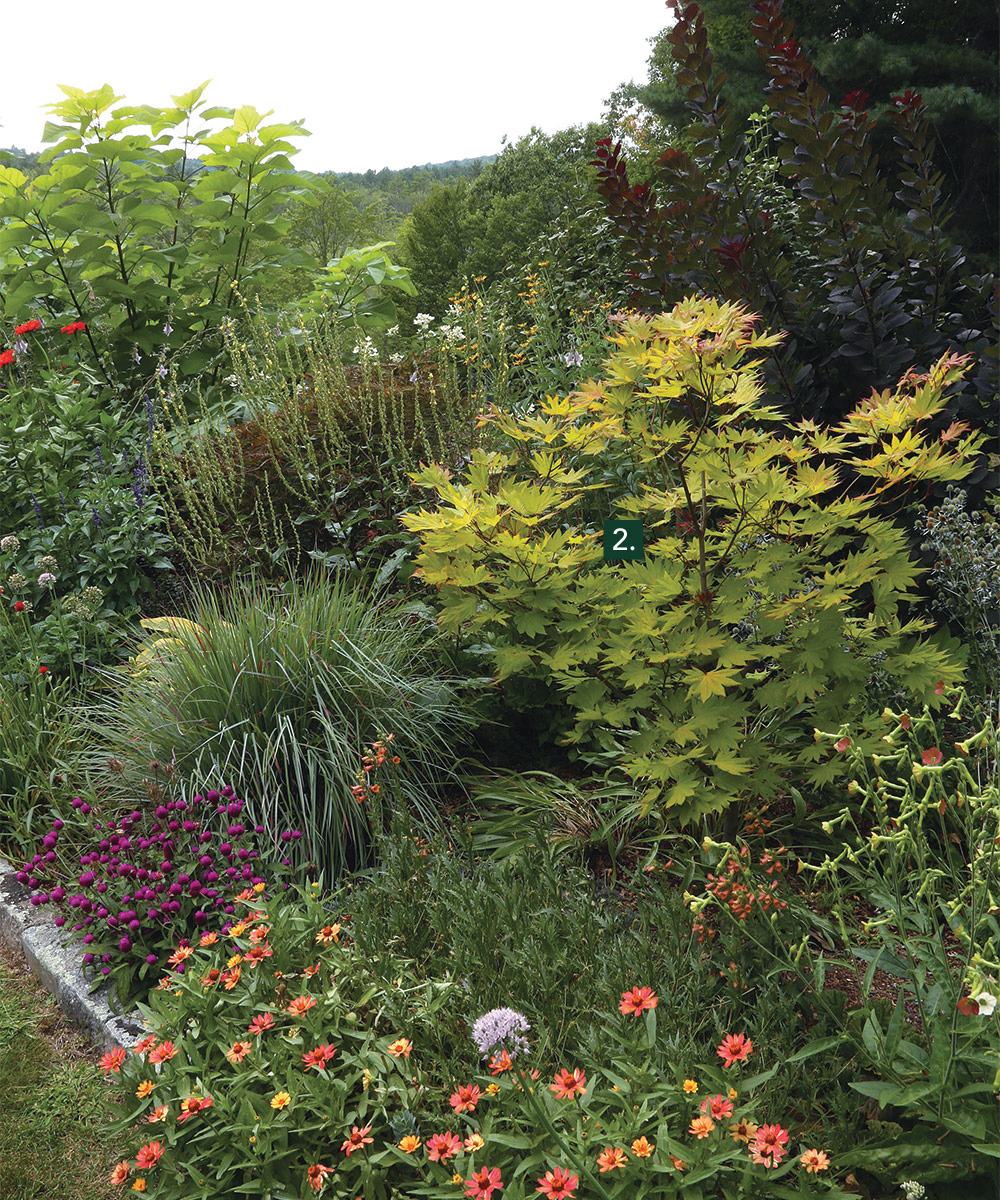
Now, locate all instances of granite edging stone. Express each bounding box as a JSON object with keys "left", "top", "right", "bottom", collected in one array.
[{"left": 0, "top": 853, "right": 145, "bottom": 1052}]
